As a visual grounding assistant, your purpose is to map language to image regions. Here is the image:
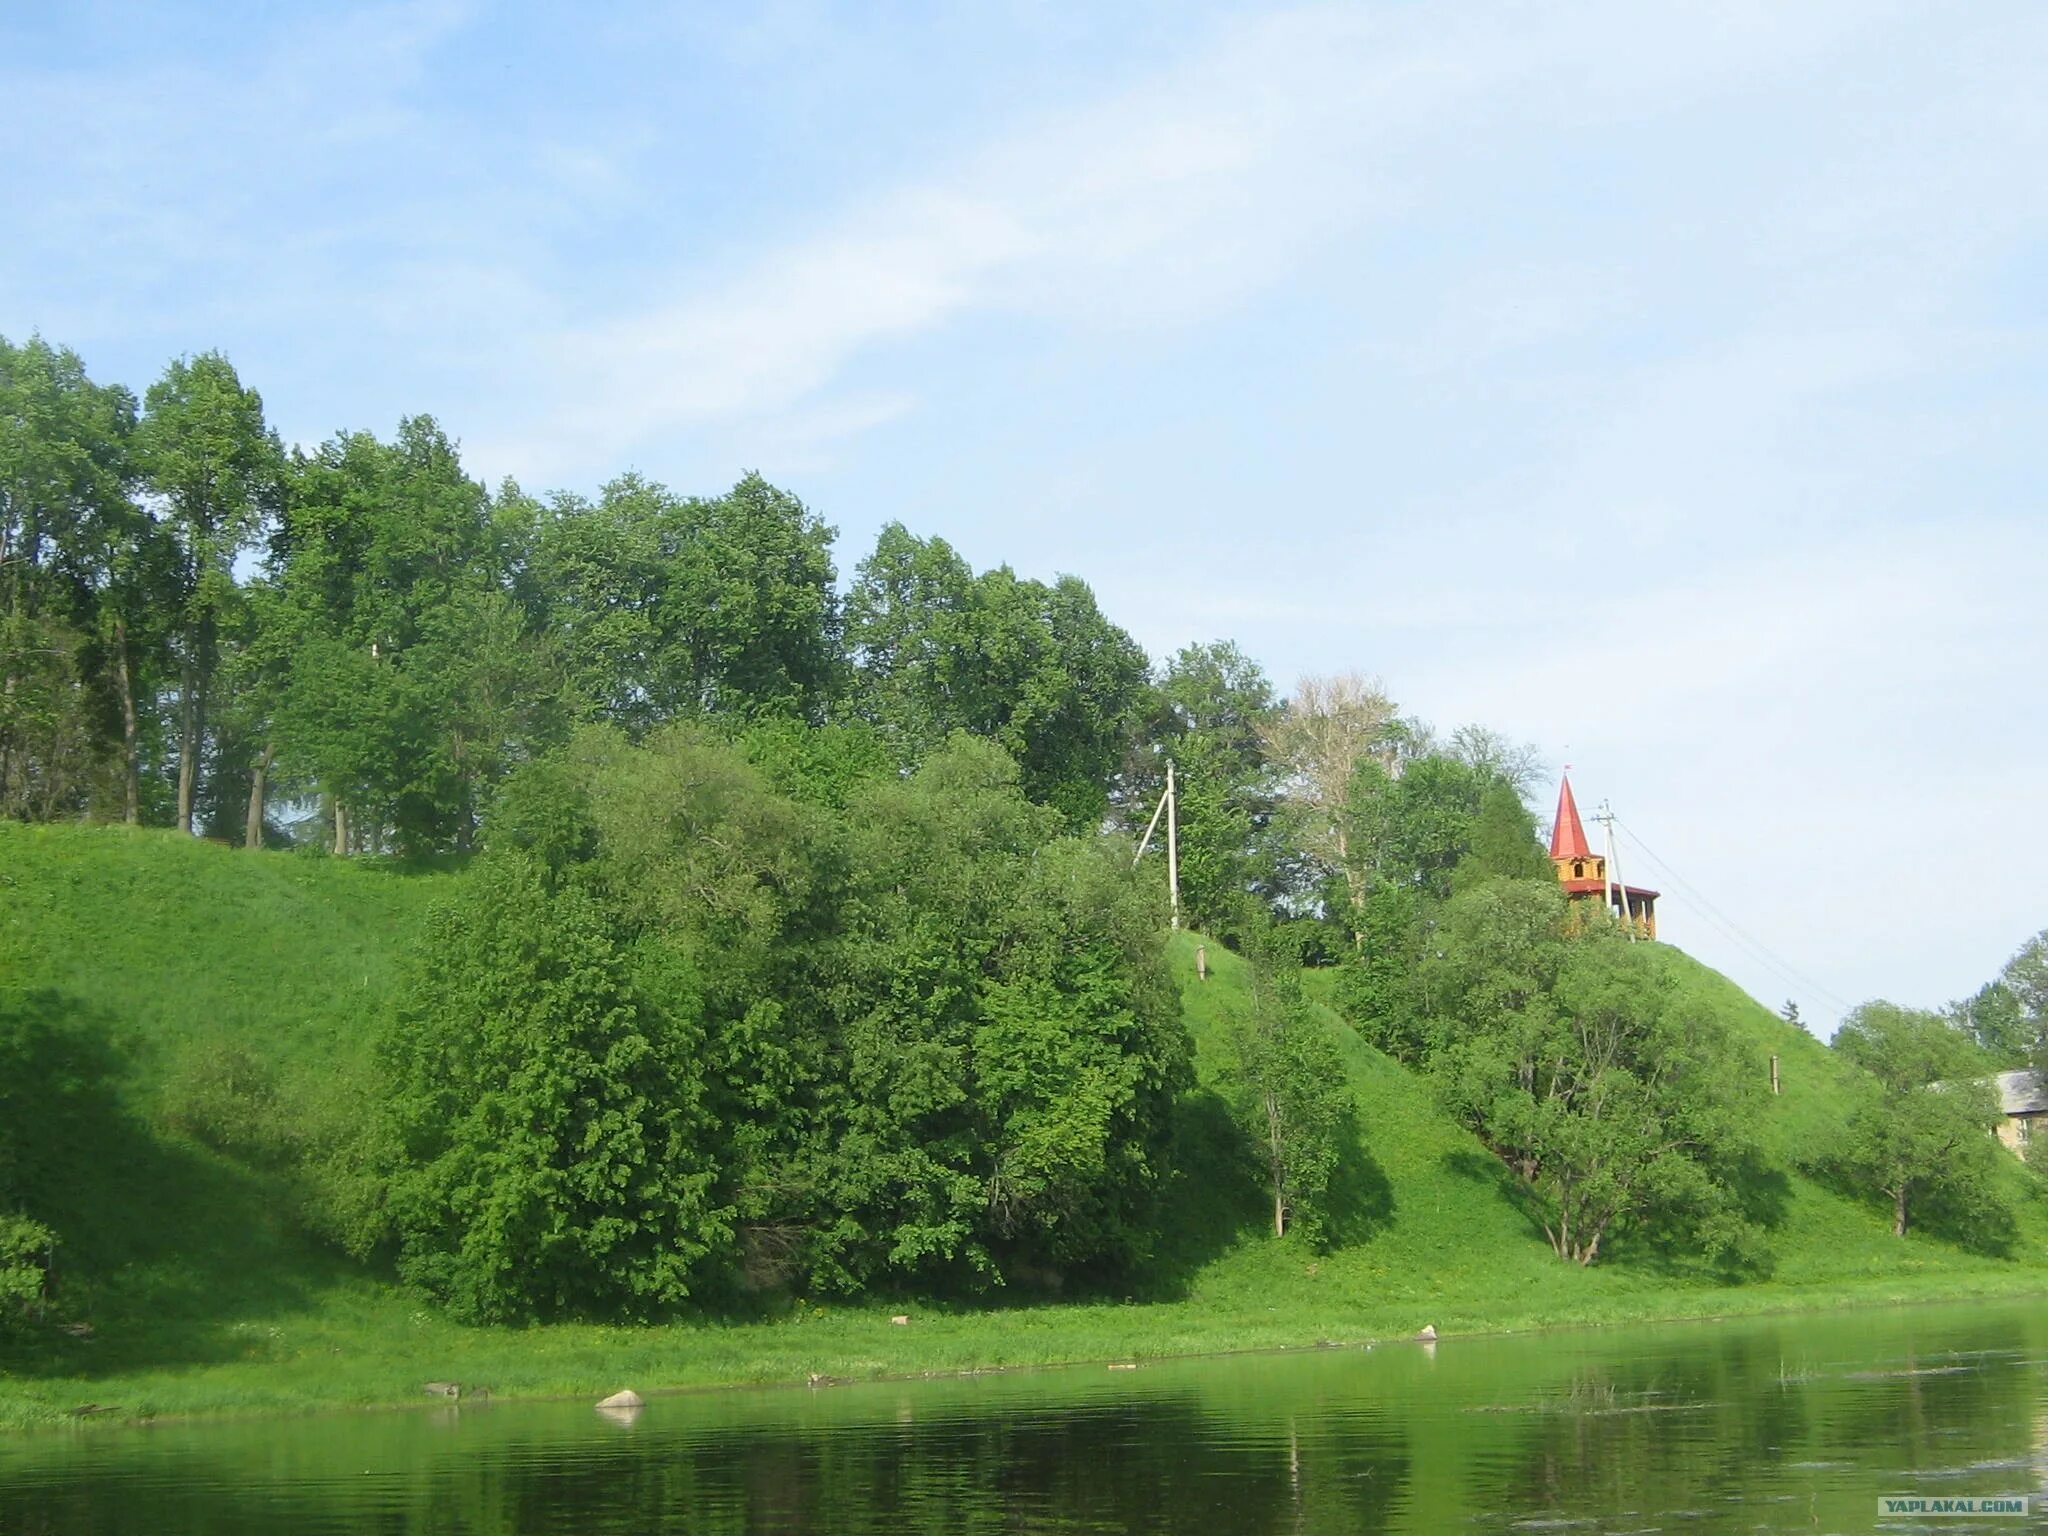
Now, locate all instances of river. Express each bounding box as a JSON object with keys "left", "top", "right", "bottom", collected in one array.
[{"left": 5, "top": 1296, "right": 2048, "bottom": 1532}]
